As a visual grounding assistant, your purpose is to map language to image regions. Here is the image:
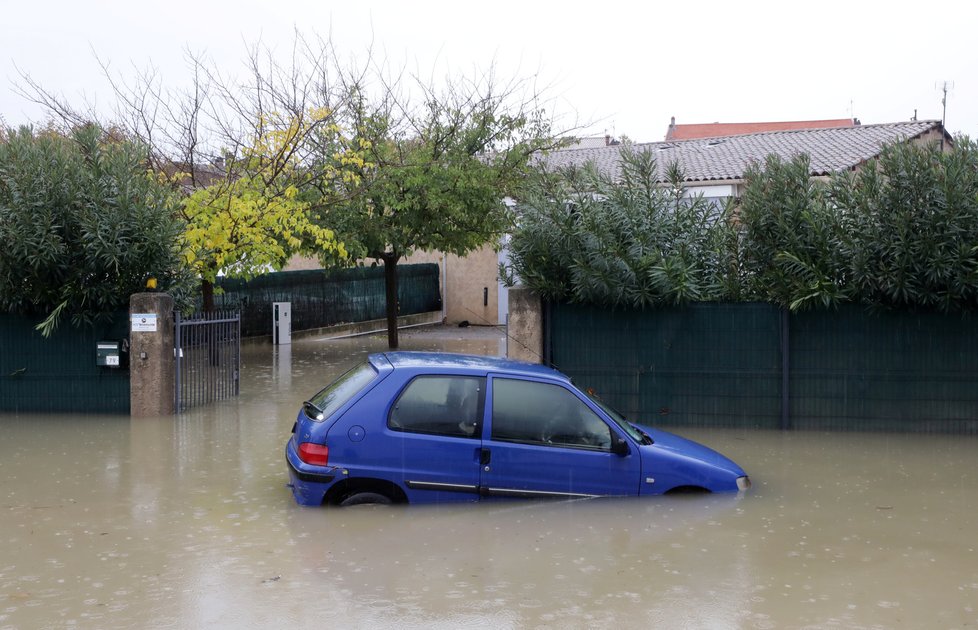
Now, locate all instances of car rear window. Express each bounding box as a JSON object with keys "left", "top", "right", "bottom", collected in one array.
[
  {"left": 306, "top": 362, "right": 377, "bottom": 421},
  {"left": 388, "top": 376, "right": 484, "bottom": 438}
]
